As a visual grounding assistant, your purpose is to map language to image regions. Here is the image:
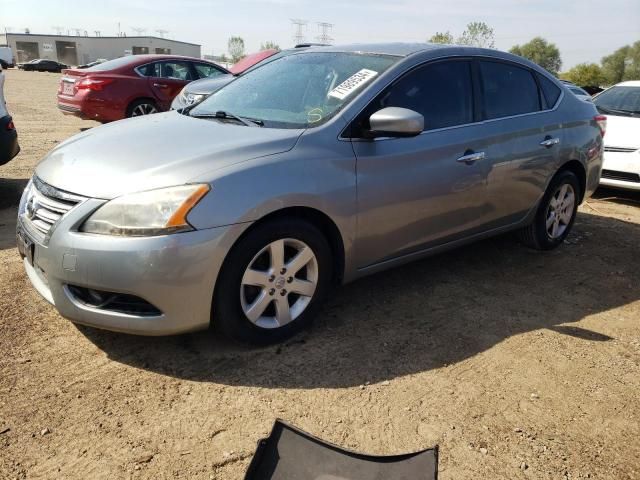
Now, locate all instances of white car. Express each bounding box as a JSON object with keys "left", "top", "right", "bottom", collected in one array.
[{"left": 594, "top": 81, "right": 640, "bottom": 190}]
